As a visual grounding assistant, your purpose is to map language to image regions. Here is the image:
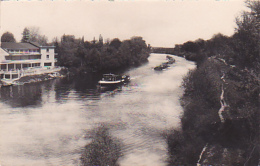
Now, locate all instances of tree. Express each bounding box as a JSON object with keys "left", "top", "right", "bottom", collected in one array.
[
  {"left": 181, "top": 41, "right": 200, "bottom": 53},
  {"left": 76, "top": 43, "right": 86, "bottom": 66},
  {"left": 1, "top": 31, "right": 16, "bottom": 42},
  {"left": 21, "top": 27, "right": 48, "bottom": 45},
  {"left": 98, "top": 34, "right": 103, "bottom": 45},
  {"left": 21, "top": 28, "right": 30, "bottom": 42},
  {"left": 57, "top": 34, "right": 79, "bottom": 68},
  {"left": 109, "top": 38, "right": 121, "bottom": 49},
  {"left": 85, "top": 48, "right": 101, "bottom": 71},
  {"left": 37, "top": 35, "right": 48, "bottom": 46},
  {"left": 167, "top": 1, "right": 260, "bottom": 165},
  {"left": 27, "top": 26, "right": 40, "bottom": 42},
  {"left": 233, "top": 0, "right": 260, "bottom": 69}
]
